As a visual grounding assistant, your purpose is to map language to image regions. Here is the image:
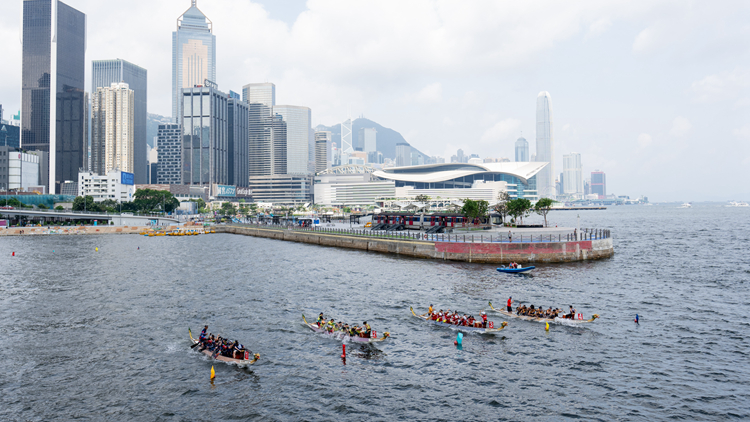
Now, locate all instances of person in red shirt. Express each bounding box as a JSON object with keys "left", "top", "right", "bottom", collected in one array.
[
  {"left": 481, "top": 311, "right": 488, "bottom": 328},
  {"left": 507, "top": 296, "right": 513, "bottom": 312}
]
